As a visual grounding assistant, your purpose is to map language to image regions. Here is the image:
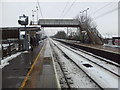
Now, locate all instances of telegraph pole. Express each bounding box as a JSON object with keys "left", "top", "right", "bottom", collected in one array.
[
  {"left": 36, "top": 6, "right": 39, "bottom": 23},
  {"left": 32, "top": 10, "right": 36, "bottom": 24},
  {"left": 84, "top": 8, "right": 89, "bottom": 21},
  {"left": 80, "top": 11, "right": 84, "bottom": 23},
  {"left": 80, "top": 8, "right": 89, "bottom": 22},
  {"left": 79, "top": 8, "right": 89, "bottom": 43}
]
